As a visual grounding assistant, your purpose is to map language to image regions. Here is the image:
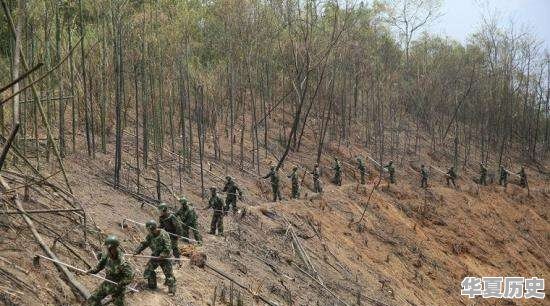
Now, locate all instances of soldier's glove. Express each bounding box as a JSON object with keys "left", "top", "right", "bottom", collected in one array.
[{"left": 84, "top": 269, "right": 92, "bottom": 275}]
